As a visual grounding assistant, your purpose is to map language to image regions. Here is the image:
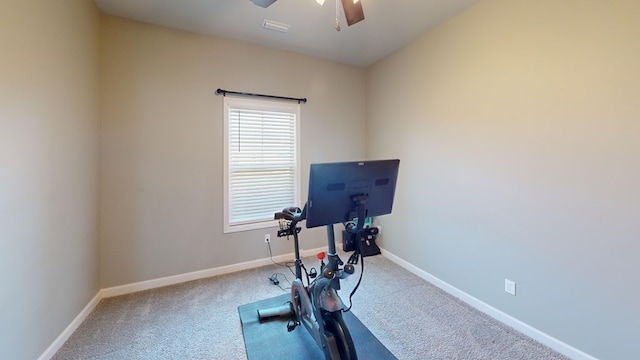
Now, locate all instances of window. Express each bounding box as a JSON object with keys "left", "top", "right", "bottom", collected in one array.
[{"left": 223, "top": 96, "right": 300, "bottom": 233}]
